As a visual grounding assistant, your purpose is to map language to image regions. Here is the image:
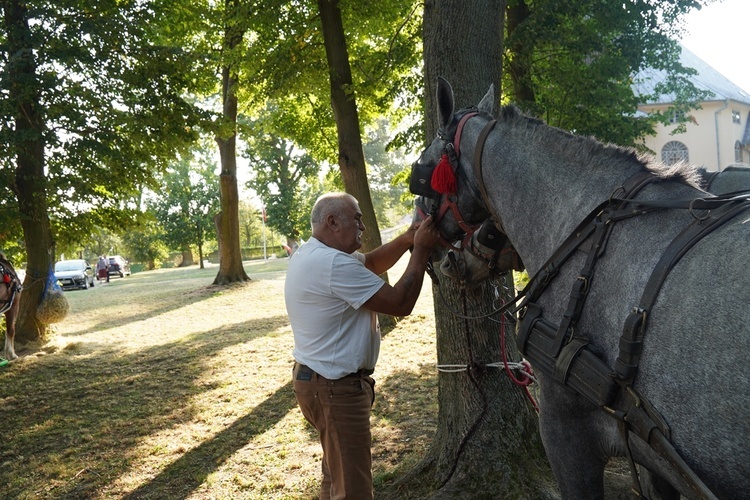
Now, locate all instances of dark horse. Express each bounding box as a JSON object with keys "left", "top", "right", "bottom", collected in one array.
[
  {"left": 413, "top": 78, "right": 749, "bottom": 499},
  {"left": 701, "top": 164, "right": 750, "bottom": 195},
  {"left": 0, "top": 252, "right": 22, "bottom": 361}
]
